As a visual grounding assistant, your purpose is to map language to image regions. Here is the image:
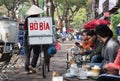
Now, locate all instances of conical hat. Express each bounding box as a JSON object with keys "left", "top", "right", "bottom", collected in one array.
[{"left": 26, "top": 5, "right": 44, "bottom": 16}]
